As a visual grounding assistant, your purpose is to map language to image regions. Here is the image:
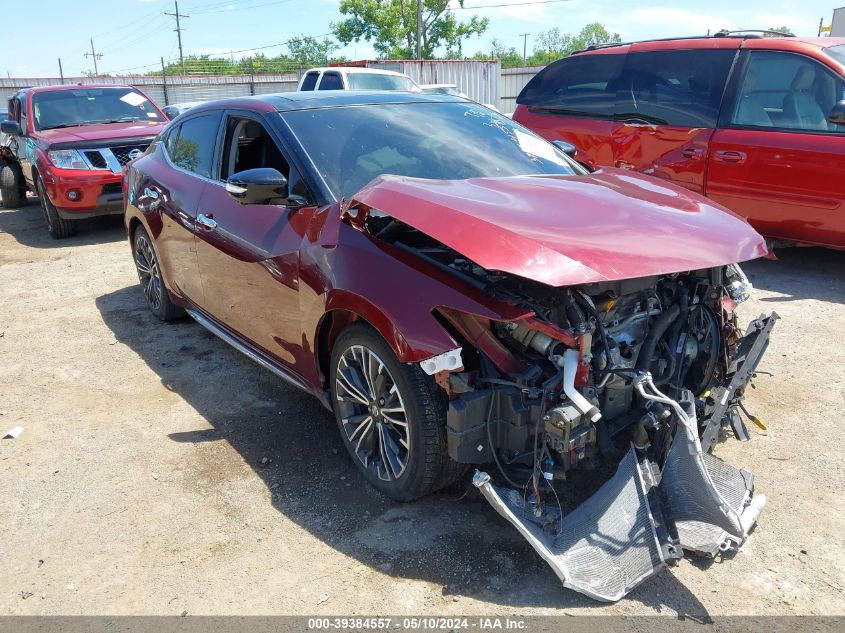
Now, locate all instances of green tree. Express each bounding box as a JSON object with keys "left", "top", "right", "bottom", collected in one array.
[
  {"left": 155, "top": 35, "right": 346, "bottom": 76},
  {"left": 476, "top": 22, "right": 620, "bottom": 68},
  {"left": 765, "top": 26, "right": 793, "bottom": 37},
  {"left": 470, "top": 38, "right": 523, "bottom": 66},
  {"left": 287, "top": 36, "right": 340, "bottom": 67},
  {"left": 529, "top": 22, "right": 620, "bottom": 64},
  {"left": 333, "top": 0, "right": 489, "bottom": 59}
]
